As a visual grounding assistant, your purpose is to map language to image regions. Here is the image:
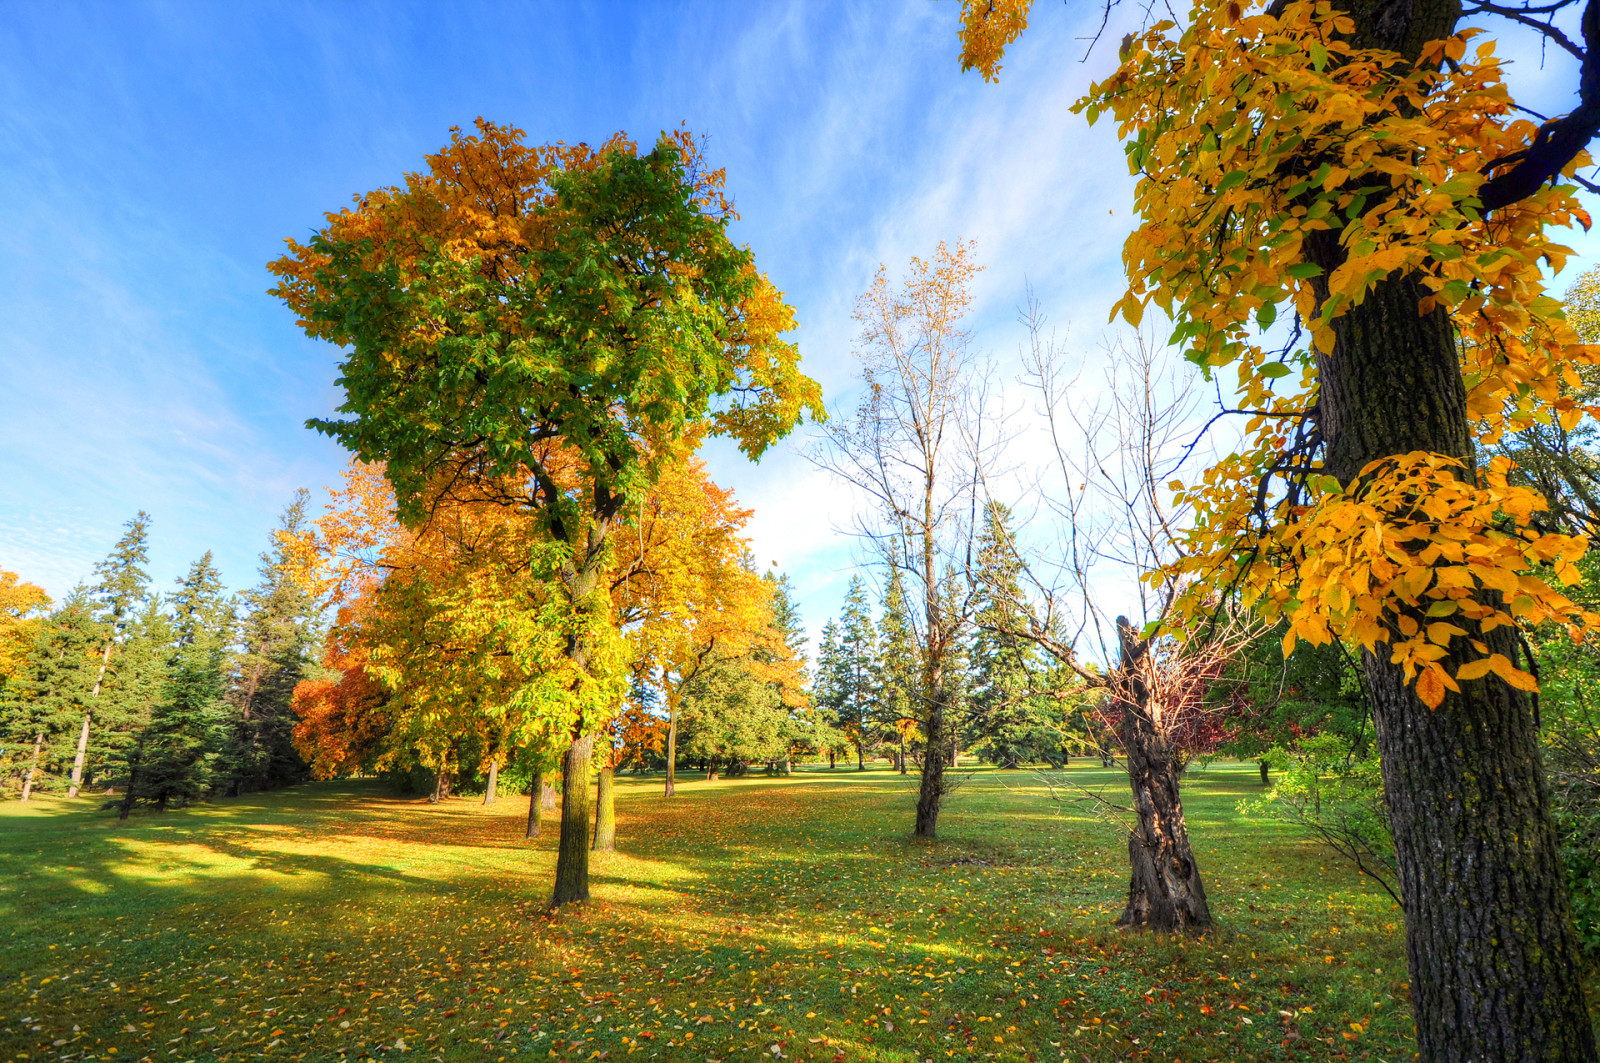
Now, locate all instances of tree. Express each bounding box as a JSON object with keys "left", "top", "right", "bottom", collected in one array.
[
  {"left": 0, "top": 568, "right": 49, "bottom": 694},
  {"left": 876, "top": 565, "right": 919, "bottom": 773},
  {"left": 225, "top": 492, "right": 317, "bottom": 794},
  {"left": 2, "top": 589, "right": 100, "bottom": 799},
  {"left": 71, "top": 513, "right": 152, "bottom": 798},
  {"left": 817, "top": 243, "right": 986, "bottom": 837},
  {"left": 833, "top": 576, "right": 880, "bottom": 770},
  {"left": 270, "top": 120, "right": 820, "bottom": 905},
  {"left": 127, "top": 553, "right": 233, "bottom": 814},
  {"left": 967, "top": 505, "right": 1059, "bottom": 769},
  {"left": 961, "top": 2, "right": 1600, "bottom": 1054}
]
